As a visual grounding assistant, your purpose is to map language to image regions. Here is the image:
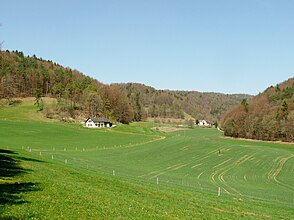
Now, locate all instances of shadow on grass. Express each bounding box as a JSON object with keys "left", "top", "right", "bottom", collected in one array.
[{"left": 0, "top": 149, "right": 41, "bottom": 206}]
